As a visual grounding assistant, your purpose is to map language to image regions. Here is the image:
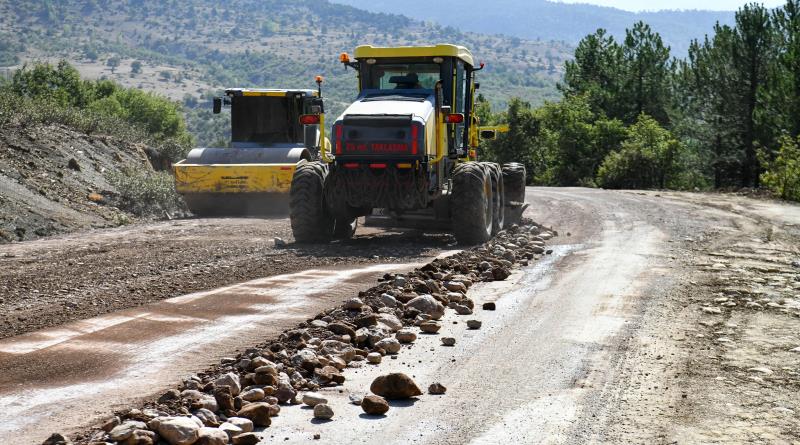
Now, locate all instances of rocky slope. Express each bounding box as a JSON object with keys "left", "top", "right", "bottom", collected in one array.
[{"left": 0, "top": 122, "right": 153, "bottom": 242}]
